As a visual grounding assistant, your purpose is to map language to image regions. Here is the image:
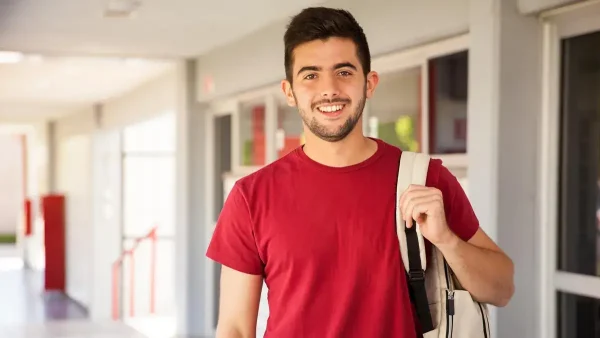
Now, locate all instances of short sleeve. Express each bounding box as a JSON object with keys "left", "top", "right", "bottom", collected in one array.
[
  {"left": 430, "top": 160, "right": 480, "bottom": 242},
  {"left": 206, "top": 183, "right": 264, "bottom": 275}
]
